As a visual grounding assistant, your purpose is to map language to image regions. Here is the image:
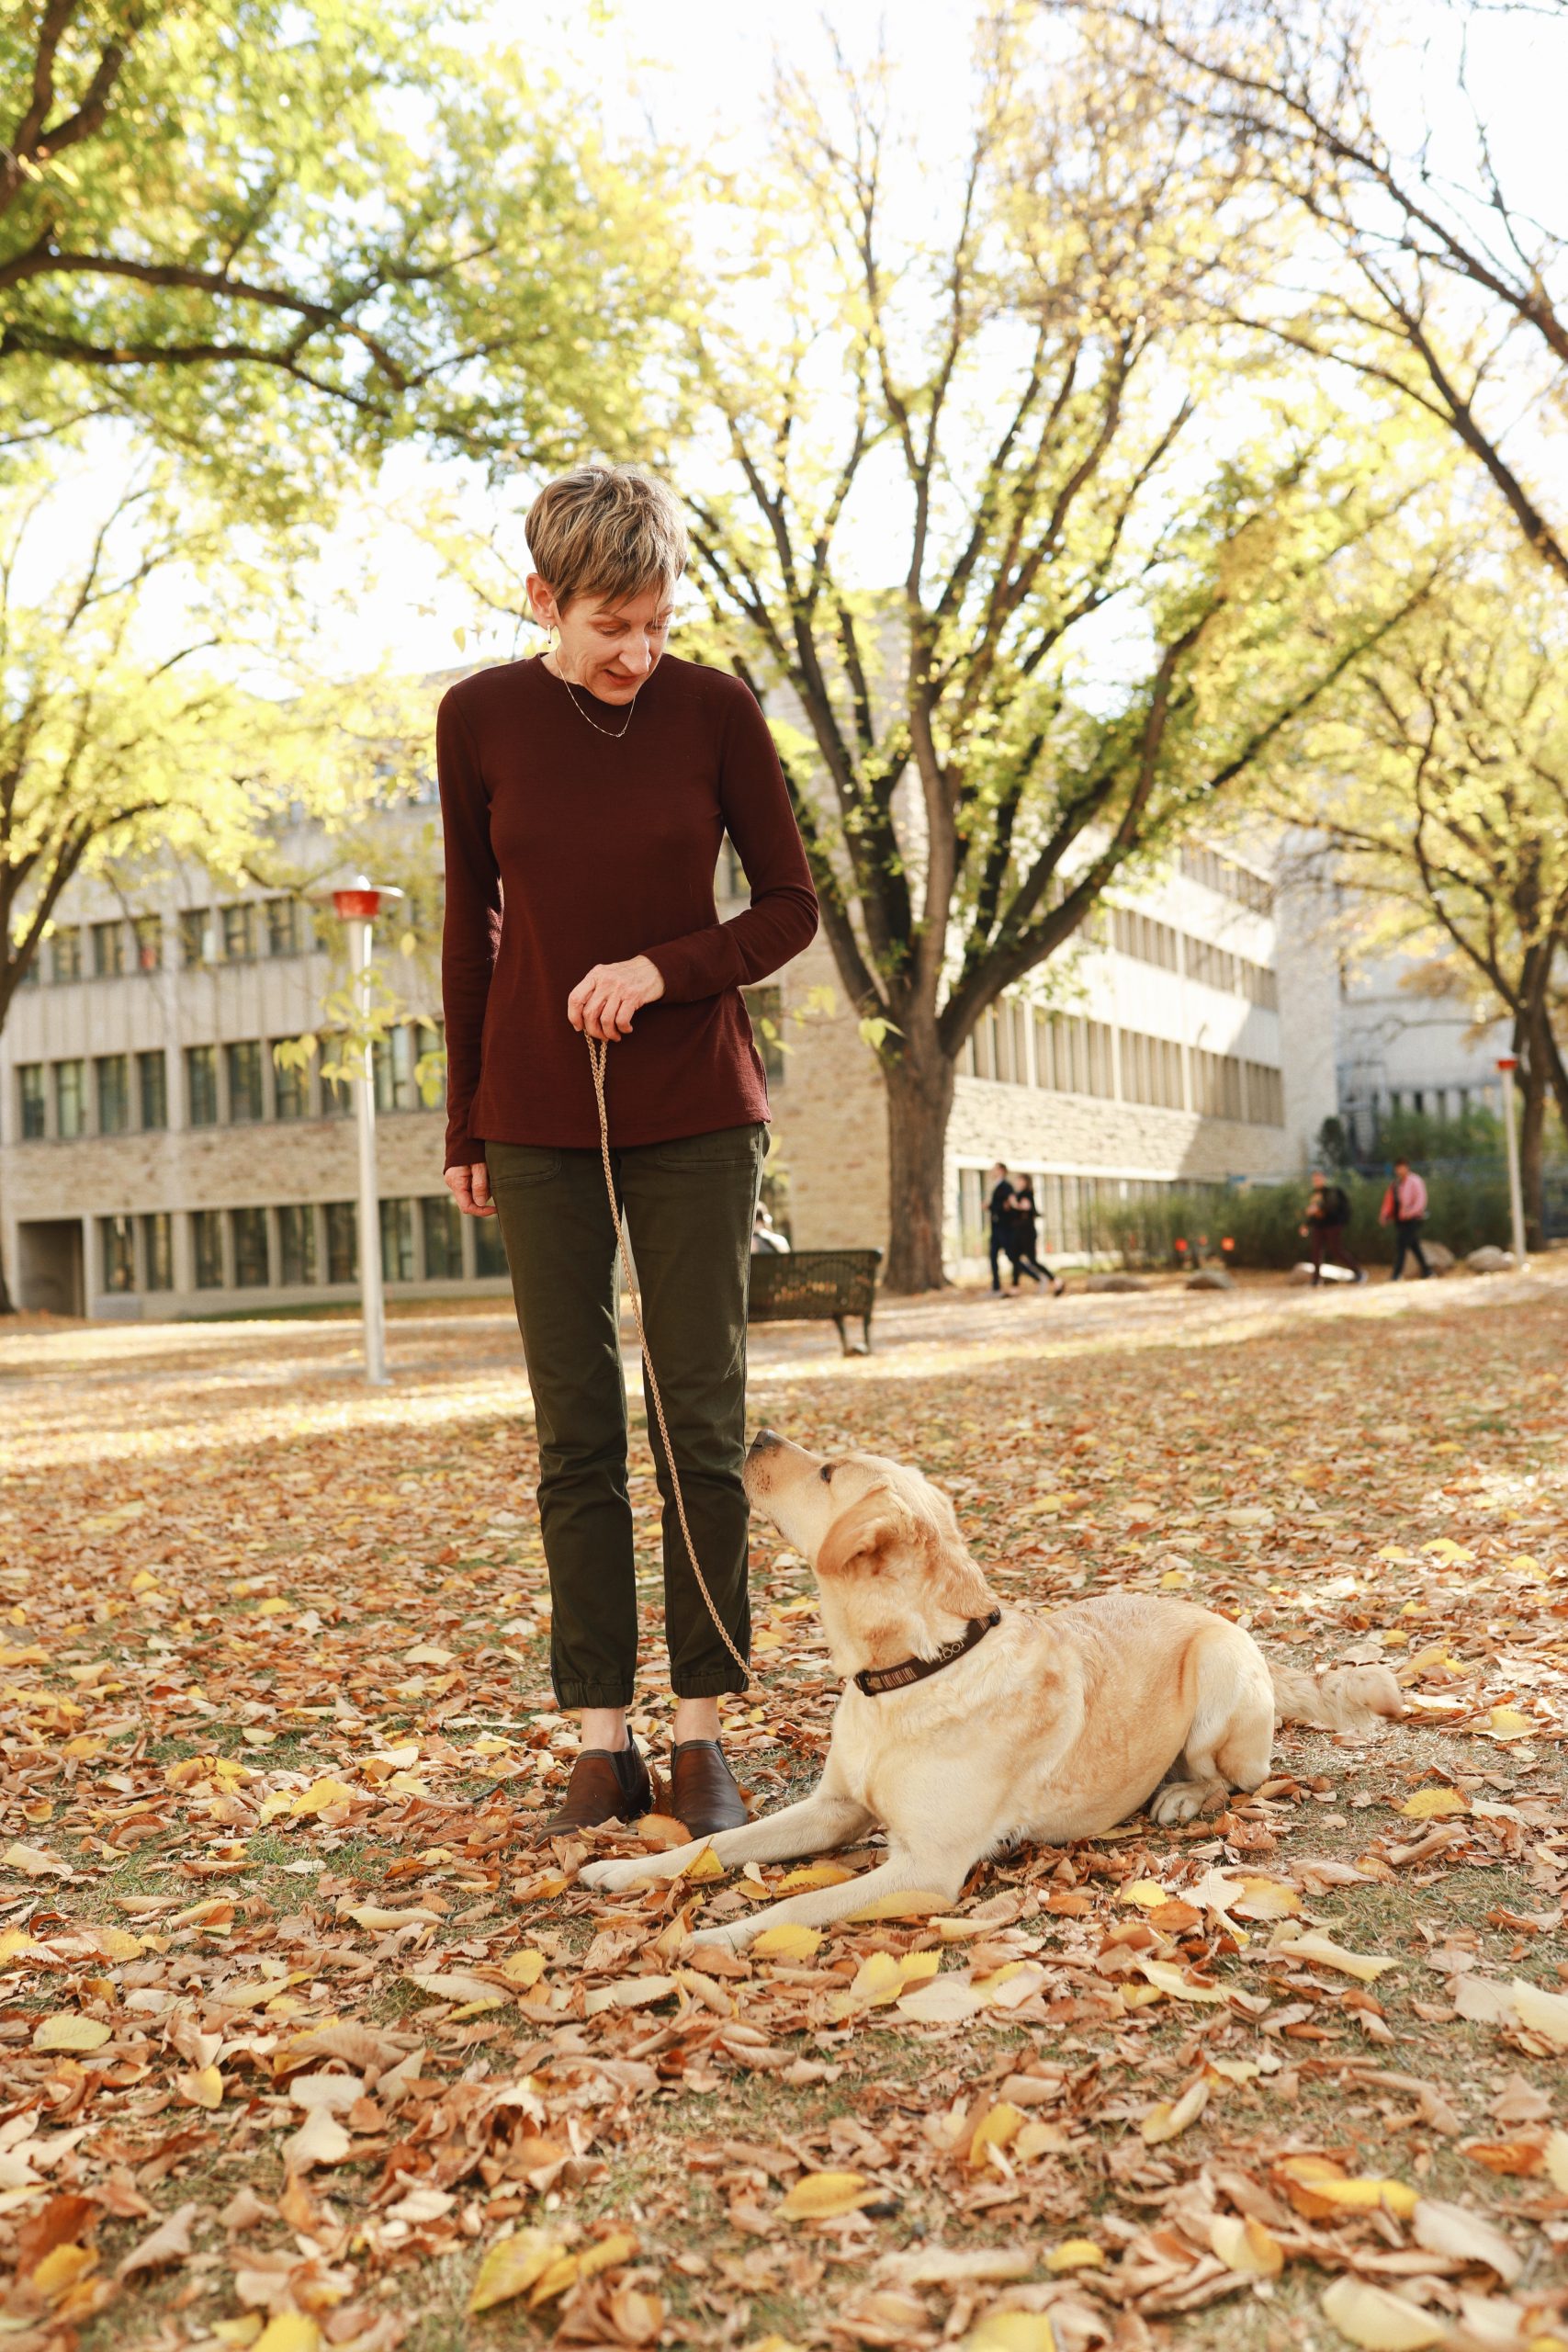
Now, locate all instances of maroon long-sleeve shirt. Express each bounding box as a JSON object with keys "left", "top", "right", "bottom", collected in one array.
[{"left": 436, "top": 653, "right": 818, "bottom": 1163}]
